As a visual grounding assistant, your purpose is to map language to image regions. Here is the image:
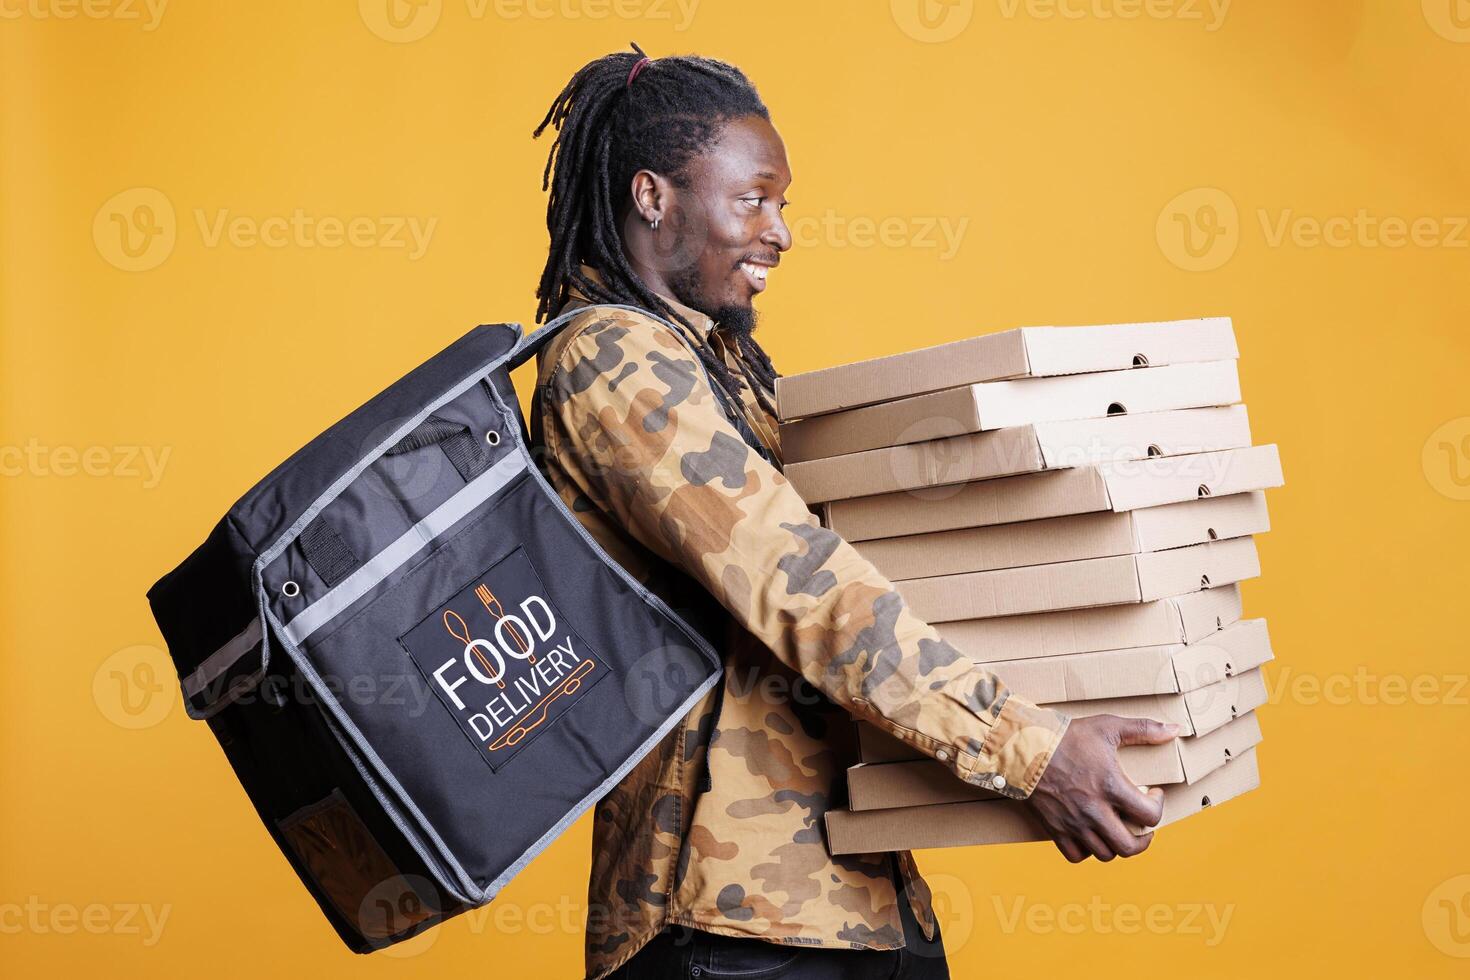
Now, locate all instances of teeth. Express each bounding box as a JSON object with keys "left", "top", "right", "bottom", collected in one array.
[{"left": 742, "top": 262, "right": 768, "bottom": 281}]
